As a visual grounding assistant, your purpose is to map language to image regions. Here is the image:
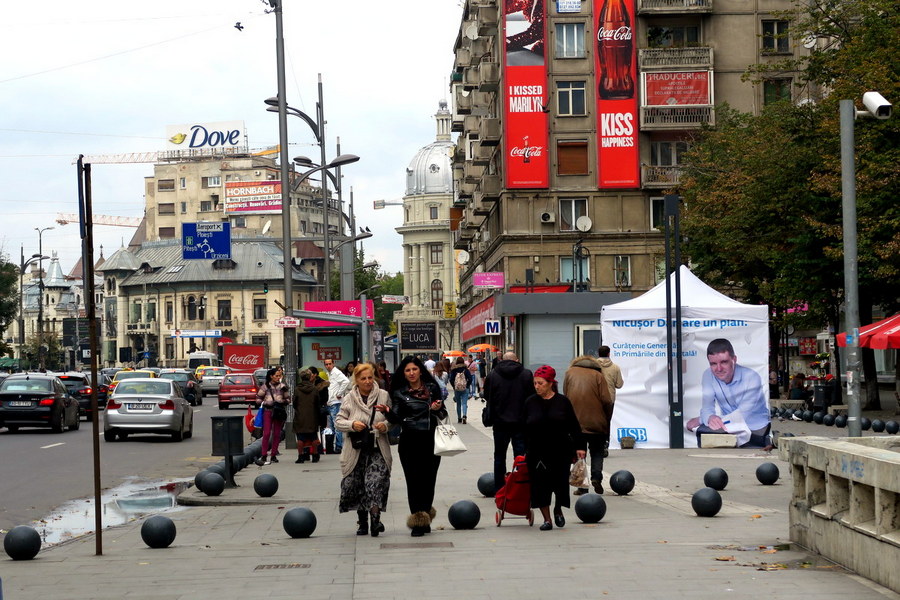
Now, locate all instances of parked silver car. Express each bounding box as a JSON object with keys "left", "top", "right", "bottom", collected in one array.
[{"left": 103, "top": 378, "right": 193, "bottom": 442}]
